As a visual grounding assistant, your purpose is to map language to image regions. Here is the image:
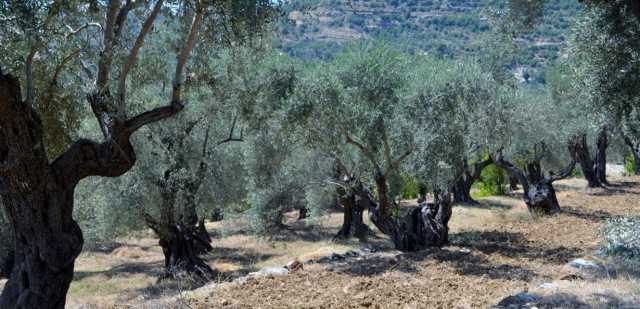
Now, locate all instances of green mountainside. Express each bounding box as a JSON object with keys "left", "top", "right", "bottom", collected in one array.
[{"left": 274, "top": 0, "right": 583, "bottom": 80}]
